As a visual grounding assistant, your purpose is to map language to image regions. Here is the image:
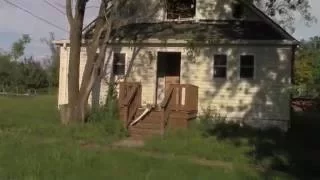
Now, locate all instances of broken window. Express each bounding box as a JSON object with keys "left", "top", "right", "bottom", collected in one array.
[
  {"left": 240, "top": 55, "right": 254, "bottom": 79},
  {"left": 232, "top": 1, "right": 244, "bottom": 19},
  {"left": 166, "top": 0, "right": 196, "bottom": 19},
  {"left": 113, "top": 53, "right": 126, "bottom": 76},
  {"left": 213, "top": 54, "right": 227, "bottom": 78}
]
